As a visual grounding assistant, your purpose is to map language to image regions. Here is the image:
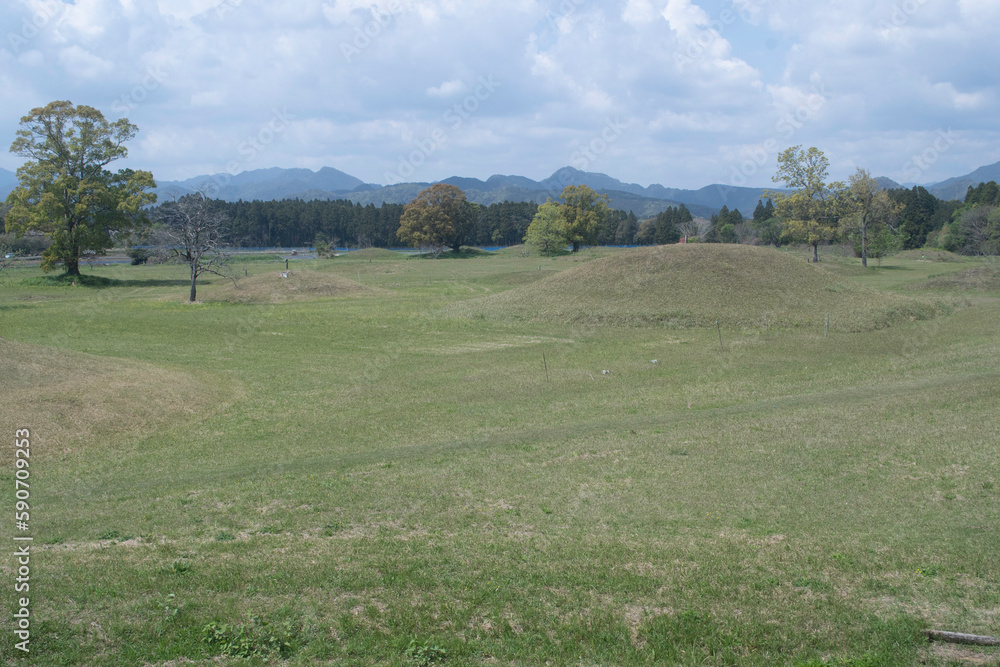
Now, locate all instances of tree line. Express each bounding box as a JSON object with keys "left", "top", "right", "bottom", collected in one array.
[
  {"left": 929, "top": 181, "right": 1000, "bottom": 257},
  {"left": 4, "top": 102, "right": 999, "bottom": 282},
  {"left": 167, "top": 194, "right": 685, "bottom": 251},
  {"left": 682, "top": 146, "right": 971, "bottom": 267}
]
